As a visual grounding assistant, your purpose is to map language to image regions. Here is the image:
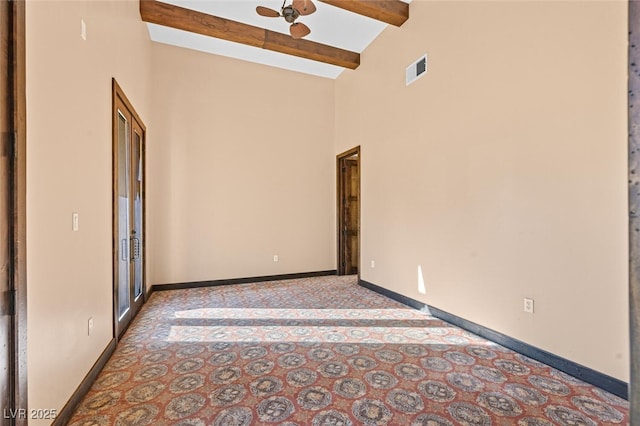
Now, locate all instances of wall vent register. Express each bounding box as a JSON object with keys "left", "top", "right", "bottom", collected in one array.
[{"left": 406, "top": 54, "right": 427, "bottom": 86}]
